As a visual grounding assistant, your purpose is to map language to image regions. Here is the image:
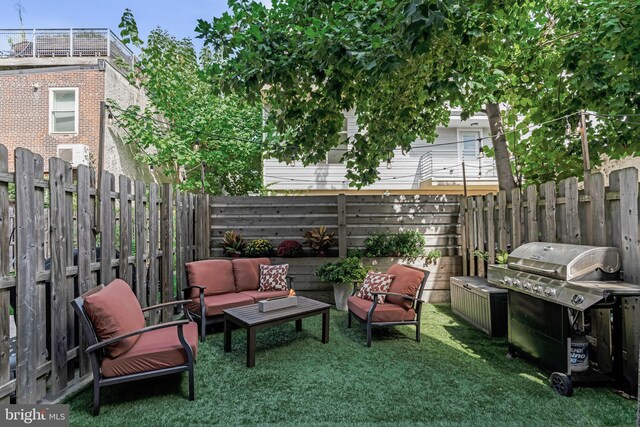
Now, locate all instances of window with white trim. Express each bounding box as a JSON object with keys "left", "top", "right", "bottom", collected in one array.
[
  {"left": 49, "top": 88, "right": 78, "bottom": 133},
  {"left": 458, "top": 130, "right": 482, "bottom": 163}
]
